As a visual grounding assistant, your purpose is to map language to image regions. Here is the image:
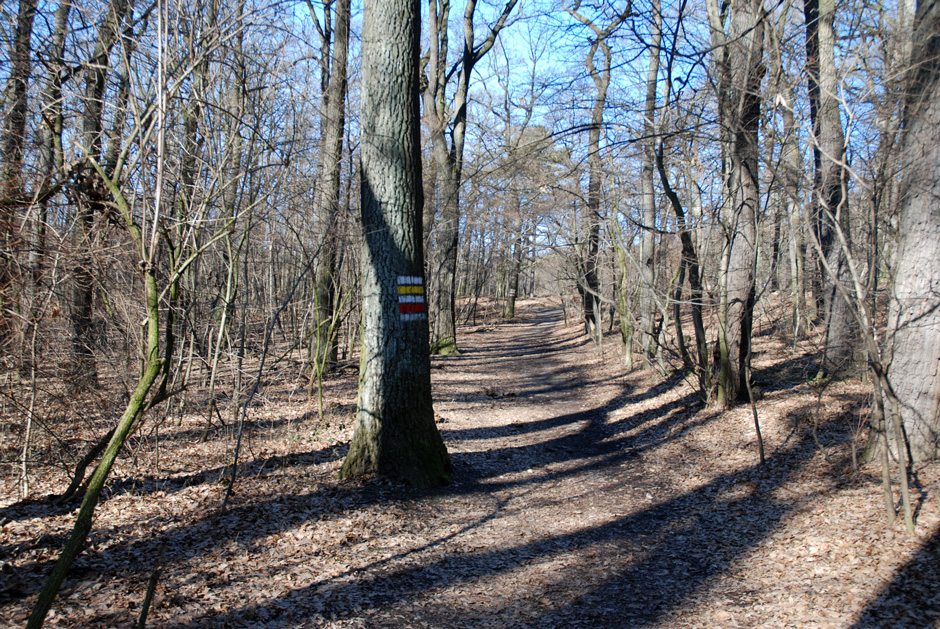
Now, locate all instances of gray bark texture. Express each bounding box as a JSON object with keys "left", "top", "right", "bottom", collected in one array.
[
  {"left": 341, "top": 0, "right": 450, "bottom": 487},
  {"left": 312, "top": 0, "right": 351, "bottom": 369},
  {"left": 639, "top": 0, "right": 661, "bottom": 367},
  {"left": 804, "top": 0, "right": 857, "bottom": 378},
  {"left": 885, "top": 0, "right": 940, "bottom": 462},
  {"left": 719, "top": 0, "right": 764, "bottom": 406}
]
